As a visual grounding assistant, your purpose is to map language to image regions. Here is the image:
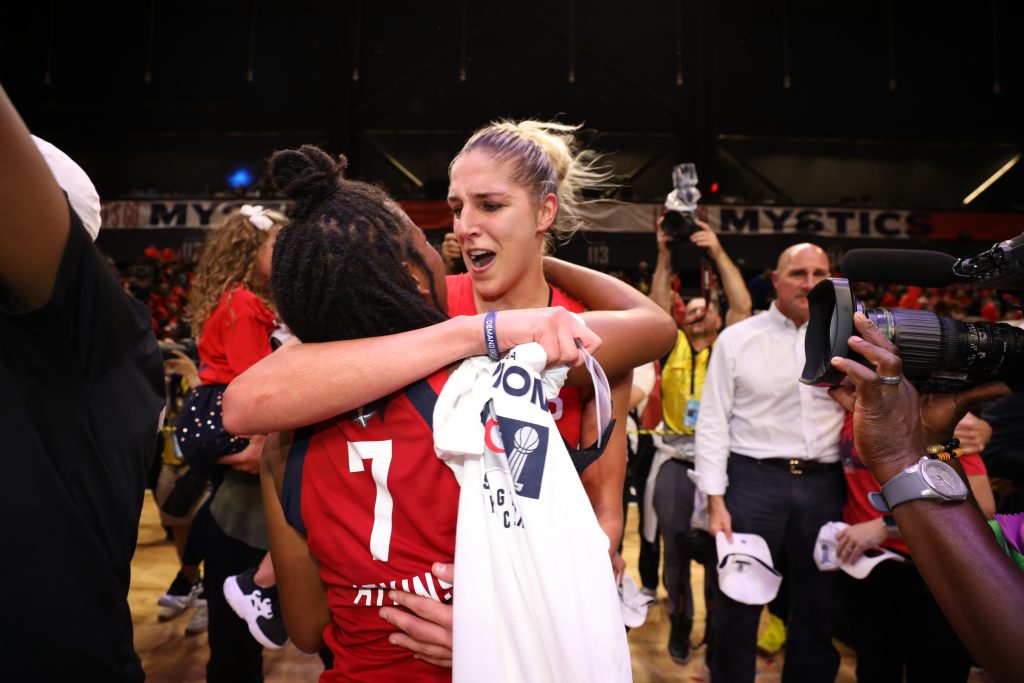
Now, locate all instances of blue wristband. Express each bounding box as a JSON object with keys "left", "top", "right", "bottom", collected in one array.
[{"left": 484, "top": 310, "right": 500, "bottom": 361}]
